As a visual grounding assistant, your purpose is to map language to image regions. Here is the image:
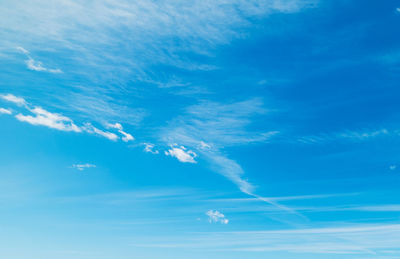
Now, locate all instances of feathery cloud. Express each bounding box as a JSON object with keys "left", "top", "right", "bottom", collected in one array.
[
  {"left": 16, "top": 46, "right": 62, "bottom": 73},
  {"left": 16, "top": 46, "right": 29, "bottom": 54},
  {"left": 297, "top": 128, "right": 390, "bottom": 144},
  {"left": 72, "top": 163, "right": 96, "bottom": 171},
  {"left": 83, "top": 123, "right": 118, "bottom": 141},
  {"left": 161, "top": 98, "right": 278, "bottom": 194},
  {"left": 0, "top": 108, "right": 12, "bottom": 115},
  {"left": 134, "top": 223, "right": 400, "bottom": 255}
]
